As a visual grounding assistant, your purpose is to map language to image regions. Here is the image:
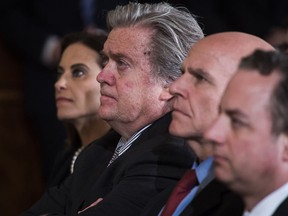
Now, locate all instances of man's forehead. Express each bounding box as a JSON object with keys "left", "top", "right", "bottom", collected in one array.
[
  {"left": 103, "top": 27, "right": 152, "bottom": 56},
  {"left": 223, "top": 70, "right": 281, "bottom": 109},
  {"left": 231, "top": 69, "right": 281, "bottom": 89},
  {"left": 182, "top": 47, "right": 230, "bottom": 78},
  {"left": 186, "top": 45, "right": 226, "bottom": 65}
]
